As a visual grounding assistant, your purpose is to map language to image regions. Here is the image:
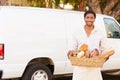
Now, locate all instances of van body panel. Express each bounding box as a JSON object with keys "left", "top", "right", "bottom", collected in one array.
[{"left": 0, "top": 6, "right": 67, "bottom": 78}]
